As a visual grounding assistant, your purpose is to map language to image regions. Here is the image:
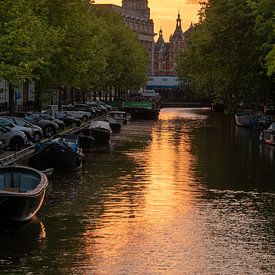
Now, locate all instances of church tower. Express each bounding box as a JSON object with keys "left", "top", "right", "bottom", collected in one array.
[{"left": 122, "top": 0, "right": 150, "bottom": 19}]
